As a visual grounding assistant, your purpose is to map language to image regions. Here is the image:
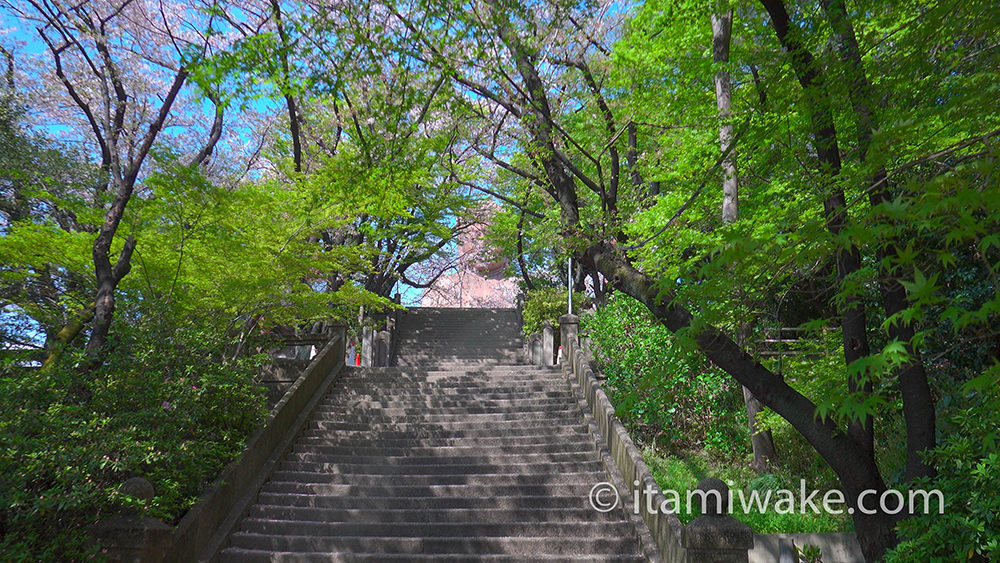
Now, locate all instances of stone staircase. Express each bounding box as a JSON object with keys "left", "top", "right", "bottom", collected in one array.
[{"left": 219, "top": 307, "right": 650, "bottom": 561}]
